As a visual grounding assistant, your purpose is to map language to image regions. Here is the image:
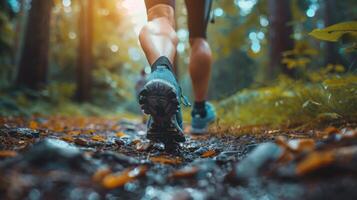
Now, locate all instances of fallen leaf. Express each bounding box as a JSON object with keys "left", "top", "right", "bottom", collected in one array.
[
  {"left": 201, "top": 150, "right": 217, "bottom": 158},
  {"left": 61, "top": 136, "right": 74, "bottom": 142},
  {"left": 170, "top": 167, "right": 198, "bottom": 179},
  {"left": 150, "top": 156, "right": 182, "bottom": 165},
  {"left": 288, "top": 139, "right": 315, "bottom": 153},
  {"left": 67, "top": 130, "right": 81, "bottom": 135},
  {"left": 102, "top": 166, "right": 147, "bottom": 189},
  {"left": 91, "top": 135, "right": 106, "bottom": 142},
  {"left": 324, "top": 127, "right": 340, "bottom": 135},
  {"left": 277, "top": 149, "right": 295, "bottom": 164},
  {"left": 74, "top": 138, "right": 88, "bottom": 146},
  {"left": 0, "top": 150, "right": 17, "bottom": 158},
  {"left": 296, "top": 151, "right": 334, "bottom": 176},
  {"left": 93, "top": 167, "right": 112, "bottom": 182},
  {"left": 29, "top": 121, "right": 38, "bottom": 129},
  {"left": 275, "top": 136, "right": 289, "bottom": 148},
  {"left": 116, "top": 131, "right": 126, "bottom": 137}
]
